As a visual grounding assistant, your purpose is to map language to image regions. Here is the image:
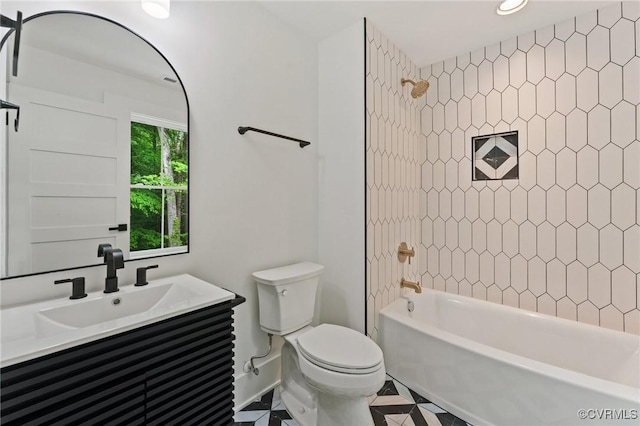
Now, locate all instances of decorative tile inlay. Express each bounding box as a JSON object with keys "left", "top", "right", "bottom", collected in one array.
[
  {"left": 233, "top": 376, "right": 471, "bottom": 426},
  {"left": 472, "top": 131, "right": 519, "bottom": 180}
]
